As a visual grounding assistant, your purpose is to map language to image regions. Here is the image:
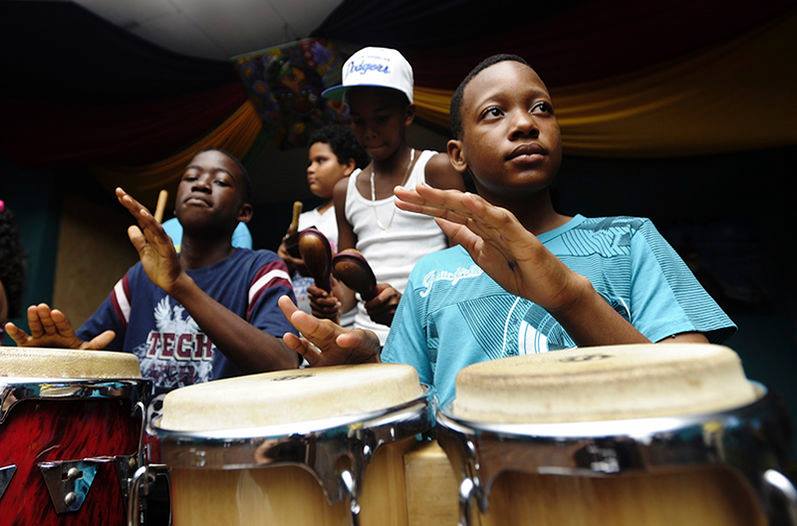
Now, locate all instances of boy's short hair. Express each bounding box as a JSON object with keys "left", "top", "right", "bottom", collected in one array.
[
  {"left": 449, "top": 54, "right": 529, "bottom": 139},
  {"left": 197, "top": 147, "right": 253, "bottom": 203},
  {"left": 308, "top": 125, "right": 370, "bottom": 169}
]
